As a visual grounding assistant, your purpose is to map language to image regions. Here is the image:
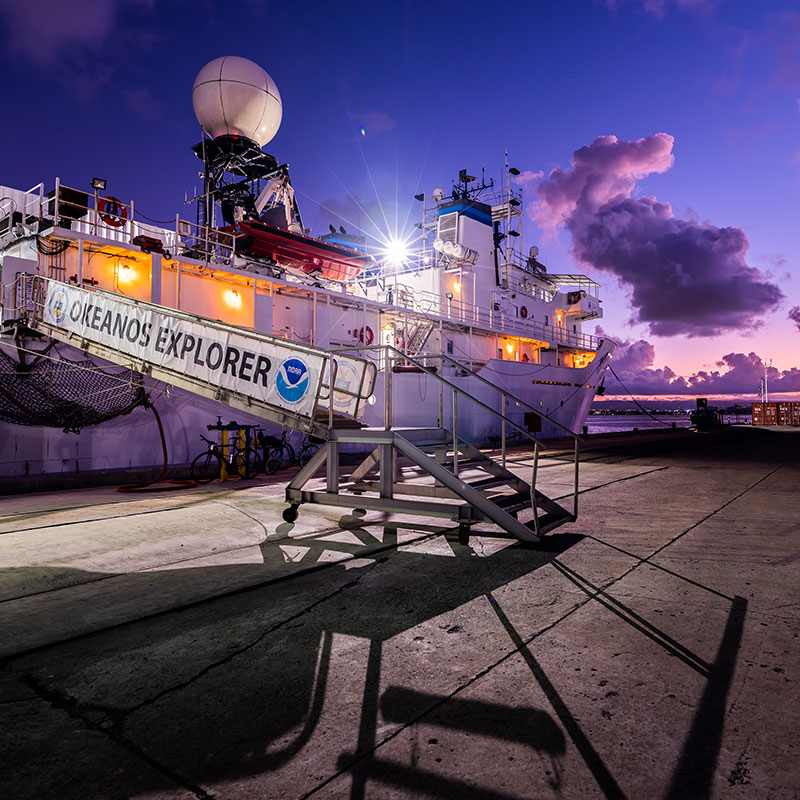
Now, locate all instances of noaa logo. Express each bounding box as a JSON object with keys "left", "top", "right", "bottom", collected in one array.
[
  {"left": 276, "top": 357, "right": 310, "bottom": 404},
  {"left": 46, "top": 287, "right": 69, "bottom": 325}
]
